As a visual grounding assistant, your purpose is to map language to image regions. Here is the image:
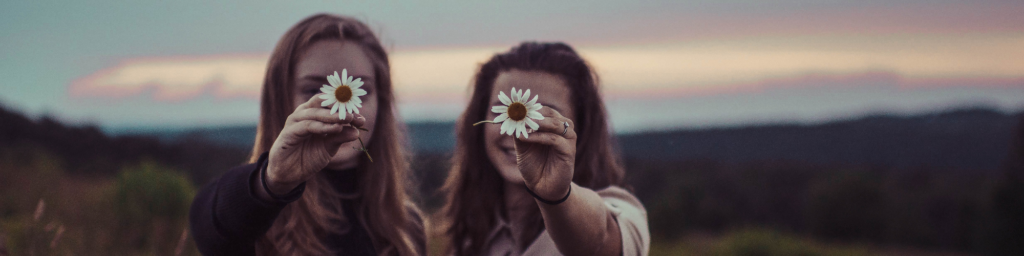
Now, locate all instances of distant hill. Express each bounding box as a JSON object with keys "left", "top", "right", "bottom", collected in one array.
[
  {"left": 619, "top": 108, "right": 1022, "bottom": 171},
  {"left": 103, "top": 121, "right": 458, "bottom": 152},
  {"left": 101, "top": 107, "right": 1022, "bottom": 172},
  {"left": 0, "top": 105, "right": 250, "bottom": 184},
  {"left": 105, "top": 125, "right": 259, "bottom": 150}
]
